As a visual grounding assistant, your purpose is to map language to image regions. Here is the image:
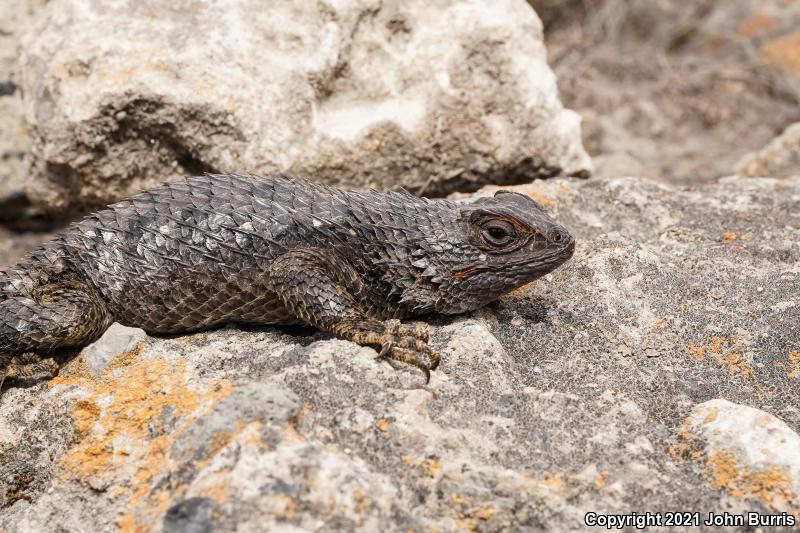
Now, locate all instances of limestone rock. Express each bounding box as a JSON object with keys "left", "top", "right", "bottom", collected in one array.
[
  {"left": 1, "top": 175, "right": 798, "bottom": 530},
  {"left": 685, "top": 399, "right": 800, "bottom": 513},
  {"left": 0, "top": 0, "right": 48, "bottom": 222},
  {"left": 736, "top": 122, "right": 800, "bottom": 178},
  {"left": 19, "top": 0, "right": 591, "bottom": 216},
  {"left": 80, "top": 323, "right": 148, "bottom": 377}
]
